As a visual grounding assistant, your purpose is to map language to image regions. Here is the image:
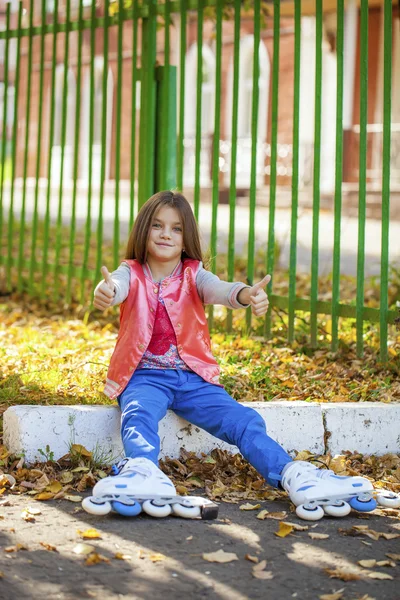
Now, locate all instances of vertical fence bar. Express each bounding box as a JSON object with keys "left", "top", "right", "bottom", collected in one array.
[
  {"left": 331, "top": 0, "right": 344, "bottom": 351},
  {"left": 114, "top": 0, "right": 124, "bottom": 268},
  {"left": 6, "top": 2, "right": 22, "bottom": 288},
  {"left": 17, "top": 0, "right": 34, "bottom": 290},
  {"left": 310, "top": 0, "right": 322, "bottom": 347},
  {"left": 208, "top": 0, "right": 222, "bottom": 330},
  {"left": 80, "top": 0, "right": 96, "bottom": 301},
  {"left": 129, "top": 1, "right": 138, "bottom": 230},
  {"left": 193, "top": 0, "right": 203, "bottom": 220},
  {"left": 29, "top": 0, "right": 46, "bottom": 293},
  {"left": 156, "top": 0, "right": 171, "bottom": 189},
  {"left": 226, "top": 0, "right": 241, "bottom": 333},
  {"left": 66, "top": 0, "right": 83, "bottom": 302},
  {"left": 95, "top": 0, "right": 110, "bottom": 279},
  {"left": 356, "top": 0, "right": 368, "bottom": 356},
  {"left": 246, "top": 0, "right": 260, "bottom": 332},
  {"left": 380, "top": 0, "right": 392, "bottom": 361},
  {"left": 41, "top": 0, "right": 59, "bottom": 297},
  {"left": 288, "top": 0, "right": 301, "bottom": 342},
  {"left": 177, "top": 0, "right": 187, "bottom": 191},
  {"left": 53, "top": 0, "right": 71, "bottom": 298},
  {"left": 265, "top": 0, "right": 280, "bottom": 337},
  {"left": 0, "top": 4, "right": 11, "bottom": 265},
  {"left": 138, "top": 0, "right": 157, "bottom": 209}
]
